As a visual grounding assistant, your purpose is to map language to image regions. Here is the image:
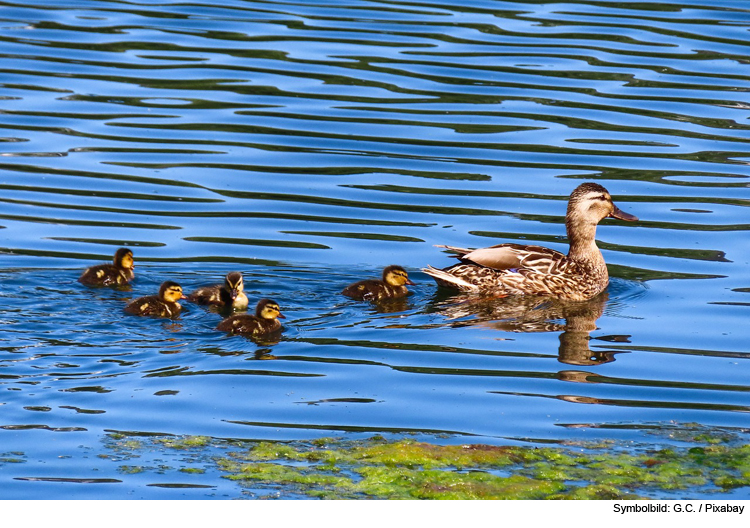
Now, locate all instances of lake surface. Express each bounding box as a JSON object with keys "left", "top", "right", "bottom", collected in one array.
[{"left": 1, "top": 0, "right": 749, "bottom": 499}]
